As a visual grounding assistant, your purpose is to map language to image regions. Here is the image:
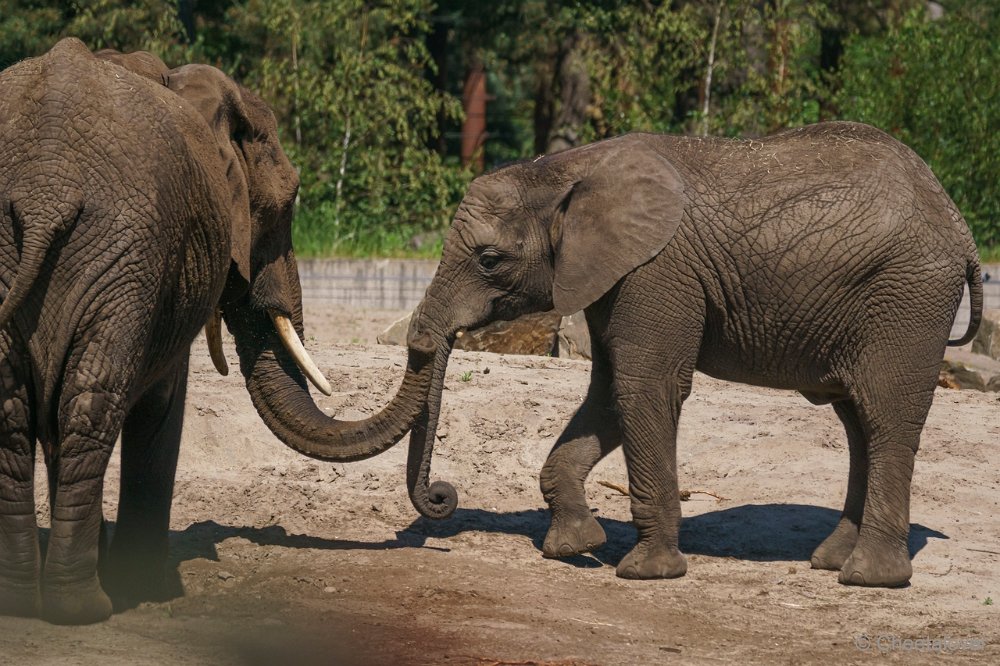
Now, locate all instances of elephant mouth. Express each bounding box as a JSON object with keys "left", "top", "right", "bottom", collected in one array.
[{"left": 203, "top": 305, "right": 332, "bottom": 396}]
